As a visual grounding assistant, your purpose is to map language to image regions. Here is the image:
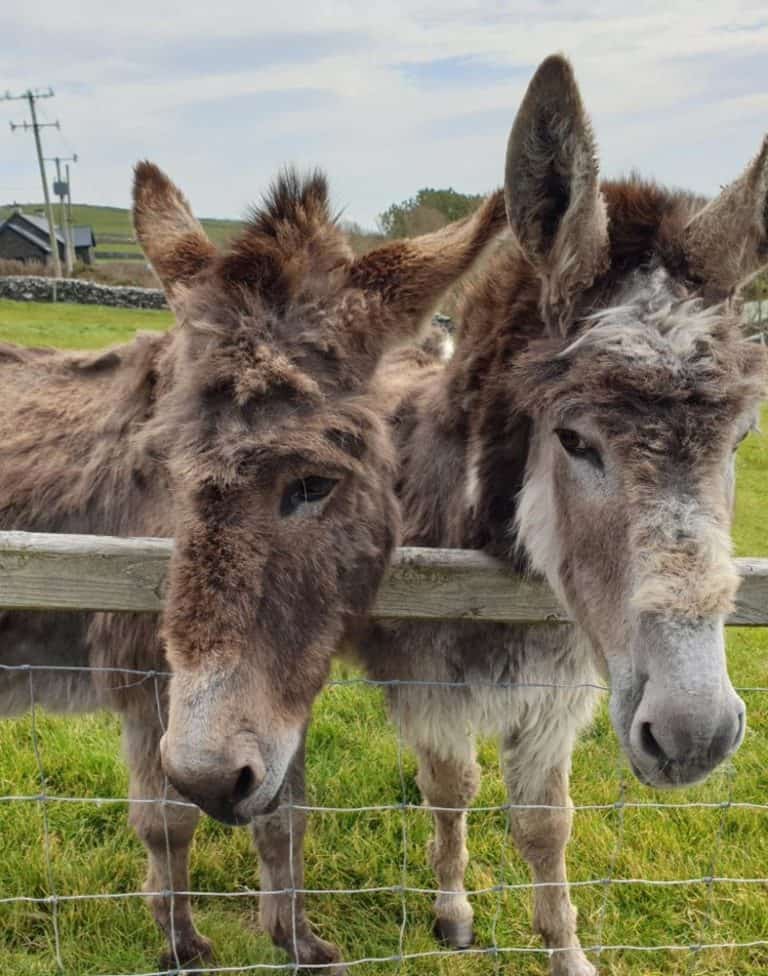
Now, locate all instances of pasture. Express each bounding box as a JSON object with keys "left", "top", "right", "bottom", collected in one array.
[
  {"left": 0, "top": 302, "right": 766, "bottom": 976},
  {"left": 0, "top": 298, "right": 171, "bottom": 348}
]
